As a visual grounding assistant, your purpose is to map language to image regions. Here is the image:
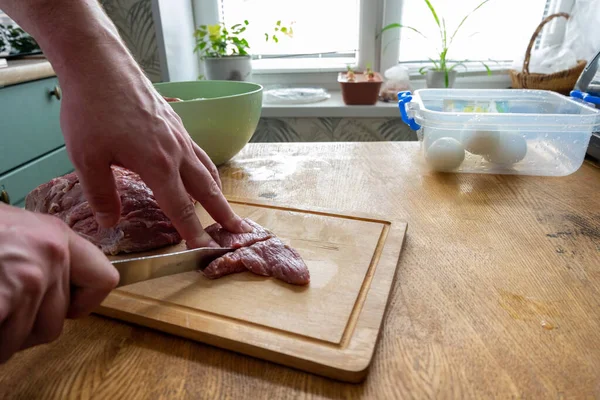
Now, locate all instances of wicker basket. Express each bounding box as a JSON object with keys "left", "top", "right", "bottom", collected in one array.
[{"left": 509, "top": 12, "right": 586, "bottom": 95}]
